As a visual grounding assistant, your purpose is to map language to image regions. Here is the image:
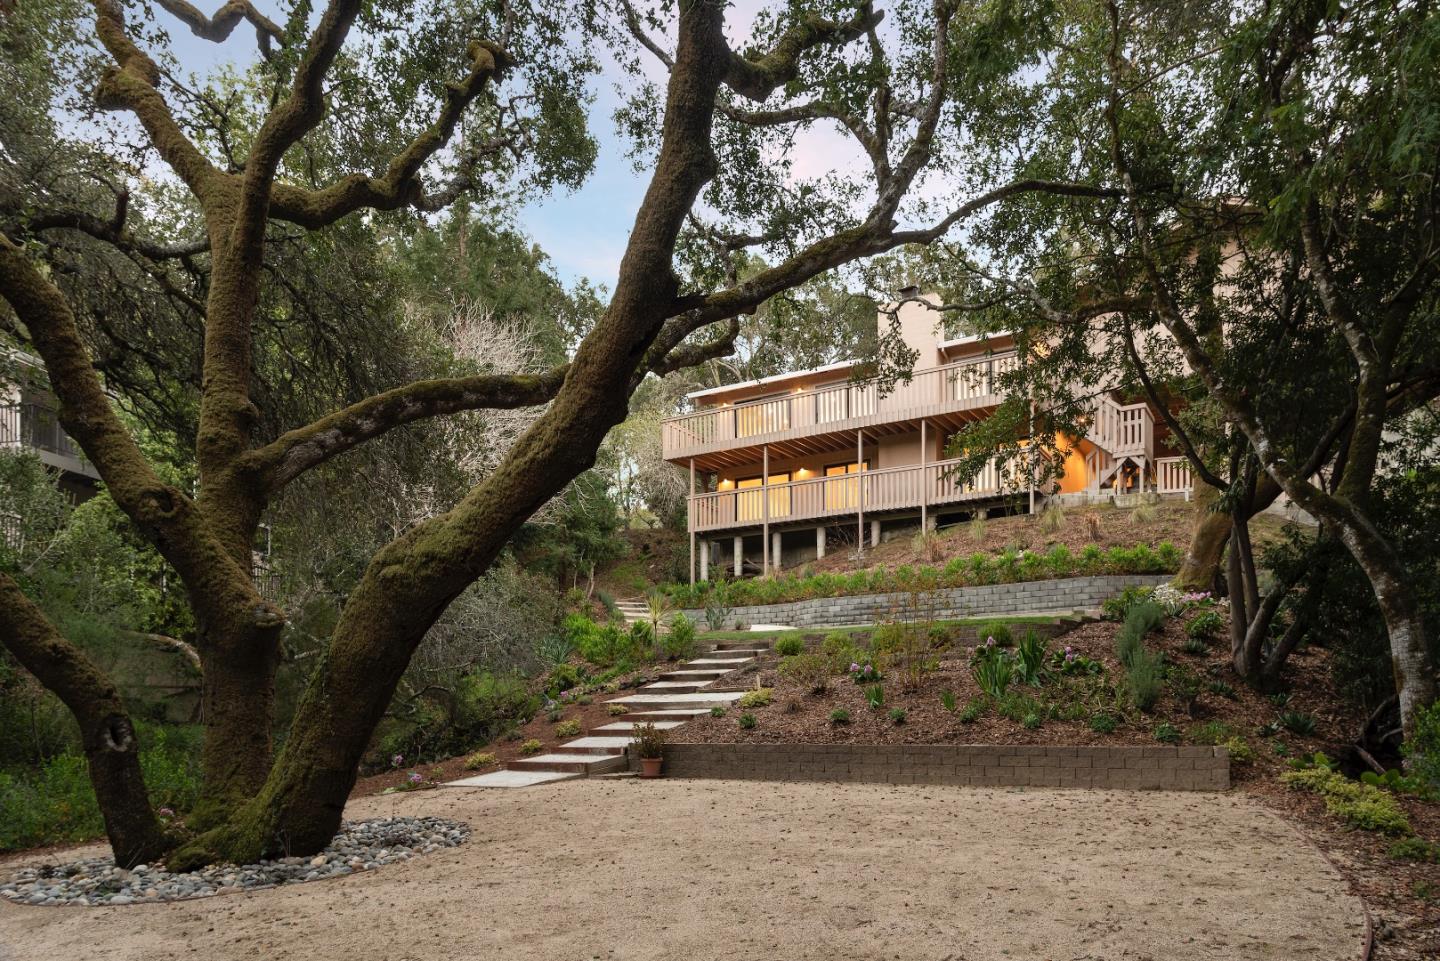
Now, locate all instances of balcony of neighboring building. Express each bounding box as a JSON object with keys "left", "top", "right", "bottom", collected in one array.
[{"left": 0, "top": 400, "right": 102, "bottom": 487}]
